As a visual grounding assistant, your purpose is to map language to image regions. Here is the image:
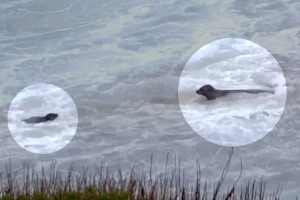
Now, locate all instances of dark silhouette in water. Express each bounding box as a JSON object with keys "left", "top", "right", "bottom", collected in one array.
[
  {"left": 22, "top": 113, "right": 58, "bottom": 124},
  {"left": 196, "top": 84, "right": 274, "bottom": 100}
]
